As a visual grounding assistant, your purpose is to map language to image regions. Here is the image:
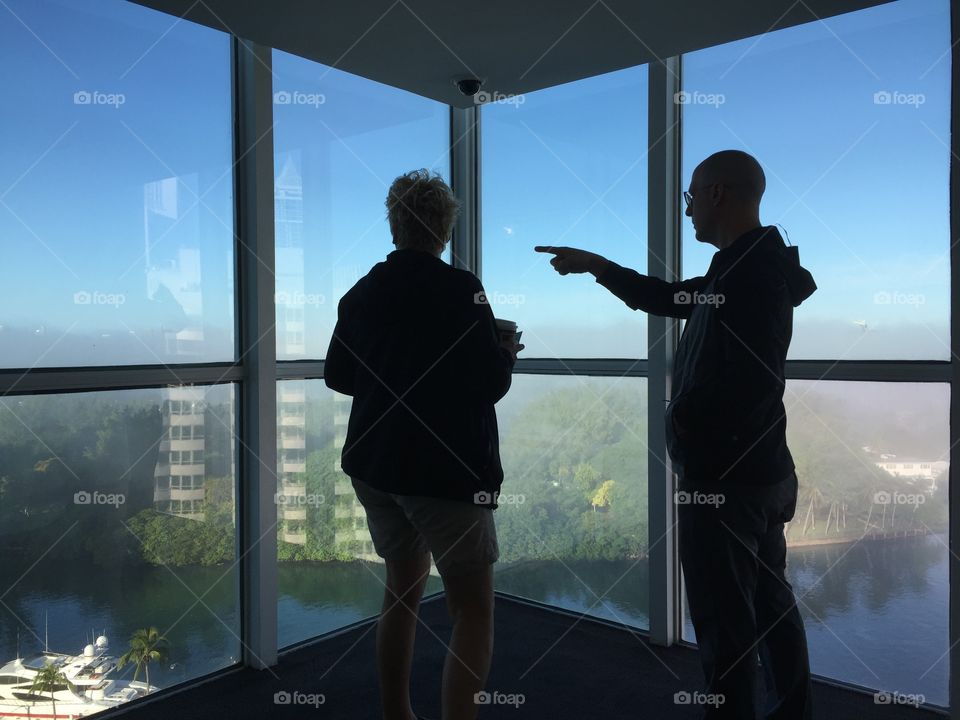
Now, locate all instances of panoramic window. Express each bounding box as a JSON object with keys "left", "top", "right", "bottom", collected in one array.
[
  {"left": 0, "top": 385, "right": 239, "bottom": 706},
  {"left": 482, "top": 66, "right": 649, "bottom": 359},
  {"left": 492, "top": 375, "right": 650, "bottom": 628},
  {"left": 272, "top": 50, "right": 451, "bottom": 361},
  {"left": 0, "top": 2, "right": 241, "bottom": 716},
  {"left": 481, "top": 66, "right": 650, "bottom": 626},
  {"left": 681, "top": 0, "right": 950, "bottom": 361},
  {"left": 272, "top": 50, "right": 450, "bottom": 645},
  {"left": 0, "top": 0, "right": 235, "bottom": 368},
  {"left": 680, "top": 0, "right": 951, "bottom": 705}
]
